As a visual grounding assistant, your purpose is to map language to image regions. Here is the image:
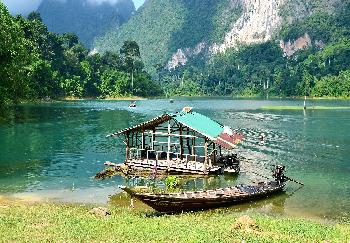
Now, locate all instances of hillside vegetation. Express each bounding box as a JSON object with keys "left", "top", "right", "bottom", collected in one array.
[
  {"left": 0, "top": 3, "right": 160, "bottom": 106},
  {"left": 94, "top": 0, "right": 242, "bottom": 73},
  {"left": 95, "top": 0, "right": 350, "bottom": 98},
  {"left": 164, "top": 1, "right": 350, "bottom": 98}
]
